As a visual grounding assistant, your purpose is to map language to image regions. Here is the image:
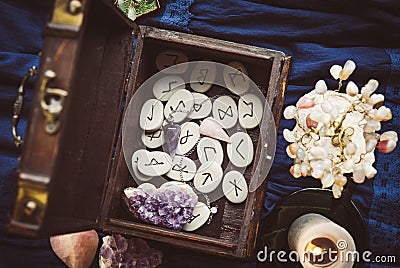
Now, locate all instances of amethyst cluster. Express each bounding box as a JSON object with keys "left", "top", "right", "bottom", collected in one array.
[
  {"left": 99, "top": 234, "right": 162, "bottom": 268},
  {"left": 124, "top": 183, "right": 198, "bottom": 230}
]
